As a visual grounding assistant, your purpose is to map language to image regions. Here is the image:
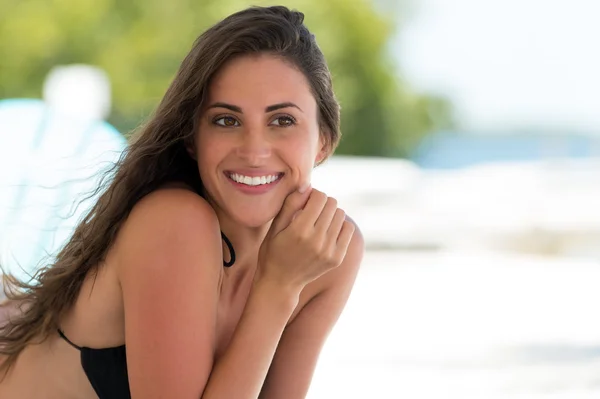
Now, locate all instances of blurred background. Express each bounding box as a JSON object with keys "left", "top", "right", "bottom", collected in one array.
[{"left": 1, "top": 0, "right": 599, "bottom": 397}]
